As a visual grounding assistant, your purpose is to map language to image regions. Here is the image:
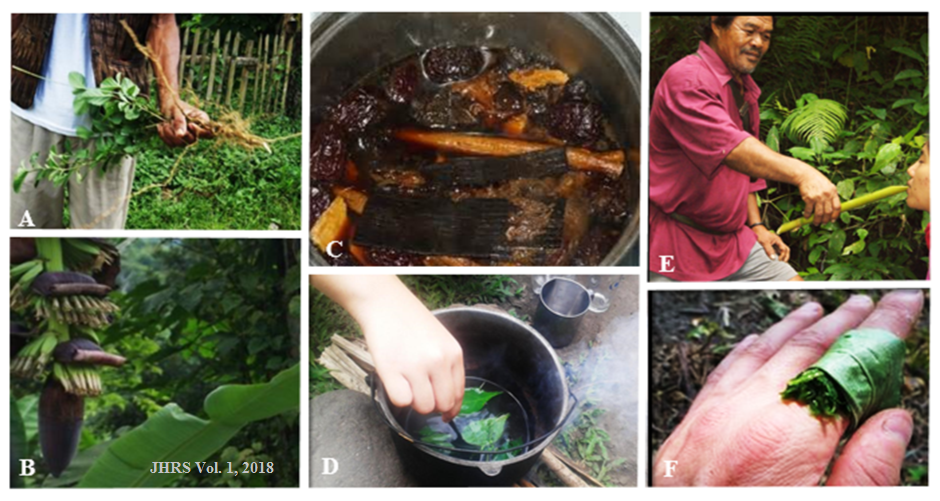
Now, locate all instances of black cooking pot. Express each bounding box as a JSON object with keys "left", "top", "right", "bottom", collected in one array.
[{"left": 372, "top": 307, "right": 574, "bottom": 486}]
